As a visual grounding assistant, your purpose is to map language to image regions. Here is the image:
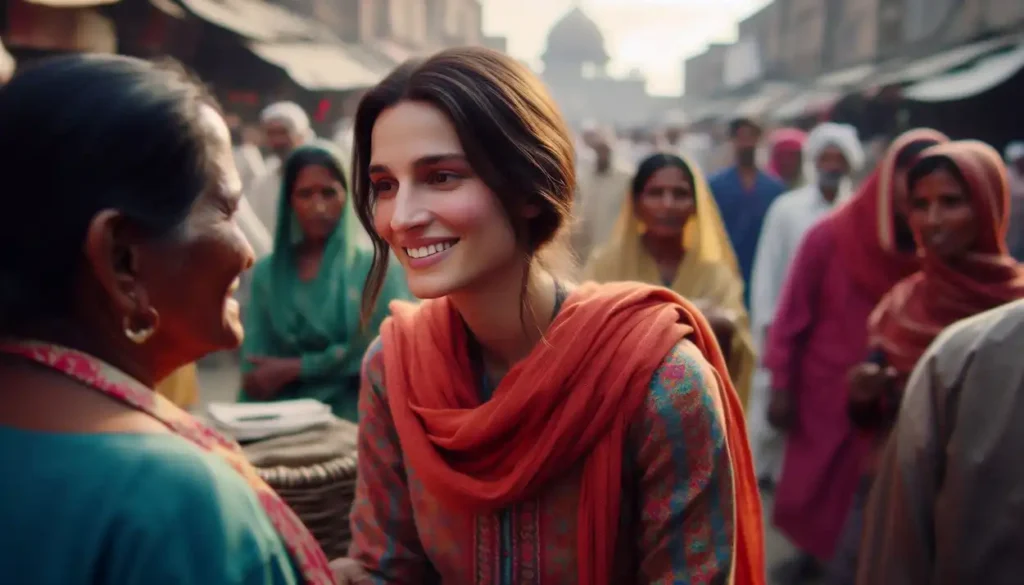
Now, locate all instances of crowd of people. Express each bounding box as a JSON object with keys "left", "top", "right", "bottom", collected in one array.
[{"left": 1, "top": 47, "right": 1024, "bottom": 585}]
